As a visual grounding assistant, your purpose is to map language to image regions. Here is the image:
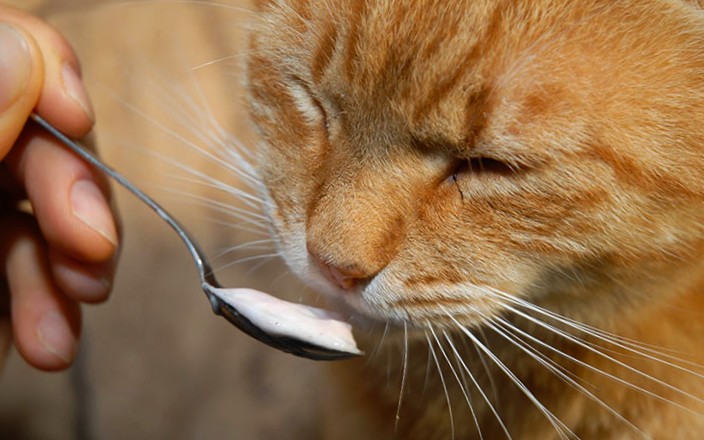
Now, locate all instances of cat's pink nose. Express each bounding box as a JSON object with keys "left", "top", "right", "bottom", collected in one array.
[{"left": 307, "top": 245, "right": 367, "bottom": 291}]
